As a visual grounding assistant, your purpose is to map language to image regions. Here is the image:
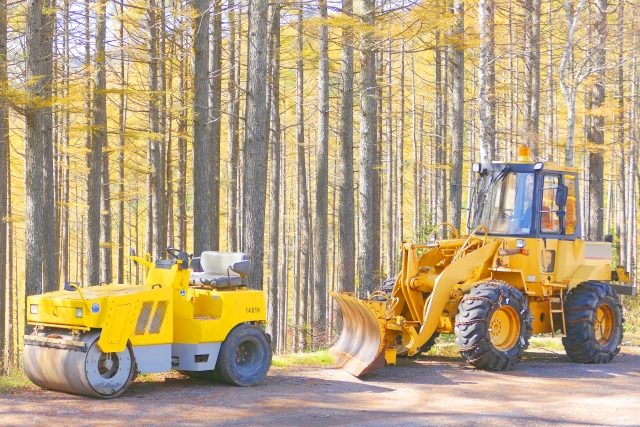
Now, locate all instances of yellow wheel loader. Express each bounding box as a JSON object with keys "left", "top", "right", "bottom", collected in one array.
[
  {"left": 23, "top": 248, "right": 271, "bottom": 398},
  {"left": 331, "top": 147, "right": 635, "bottom": 376}
]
